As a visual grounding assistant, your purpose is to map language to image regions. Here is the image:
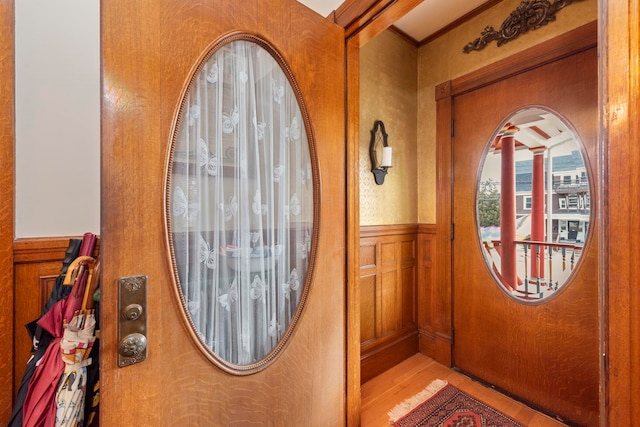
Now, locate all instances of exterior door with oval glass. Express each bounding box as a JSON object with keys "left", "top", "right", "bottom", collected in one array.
[
  {"left": 452, "top": 47, "right": 598, "bottom": 426},
  {"left": 100, "top": 1, "right": 345, "bottom": 425}
]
